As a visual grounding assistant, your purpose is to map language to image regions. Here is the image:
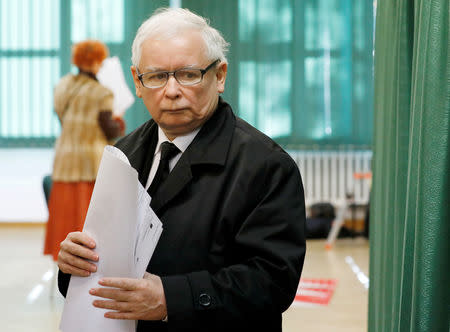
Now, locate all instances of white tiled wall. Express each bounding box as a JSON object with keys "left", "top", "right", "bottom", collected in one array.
[
  {"left": 0, "top": 148, "right": 54, "bottom": 222},
  {"left": 0, "top": 148, "right": 372, "bottom": 222}
]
